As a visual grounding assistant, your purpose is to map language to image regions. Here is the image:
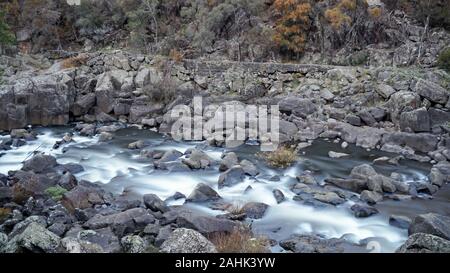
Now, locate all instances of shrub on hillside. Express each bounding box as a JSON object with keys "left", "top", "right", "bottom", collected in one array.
[{"left": 437, "top": 48, "right": 450, "bottom": 72}]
